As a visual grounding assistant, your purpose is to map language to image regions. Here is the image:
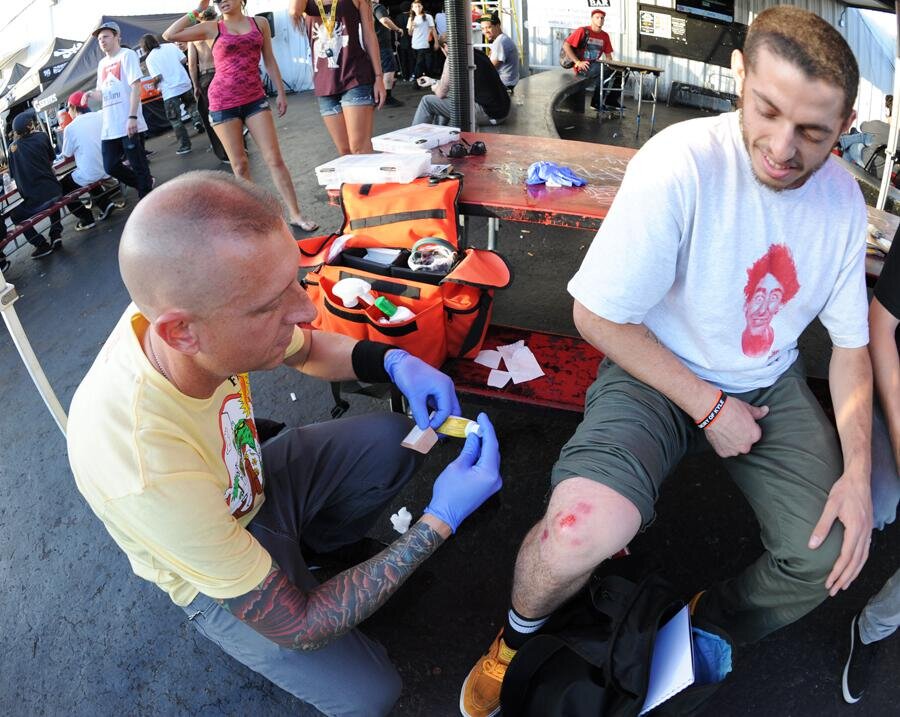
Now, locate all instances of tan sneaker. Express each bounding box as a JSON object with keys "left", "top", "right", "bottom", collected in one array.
[{"left": 459, "top": 630, "right": 516, "bottom": 717}]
